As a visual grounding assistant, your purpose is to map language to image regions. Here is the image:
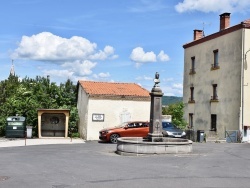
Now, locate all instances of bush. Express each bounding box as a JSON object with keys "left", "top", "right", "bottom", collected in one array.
[
  {"left": 71, "top": 132, "right": 80, "bottom": 138},
  {"left": 162, "top": 102, "right": 187, "bottom": 130}
]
